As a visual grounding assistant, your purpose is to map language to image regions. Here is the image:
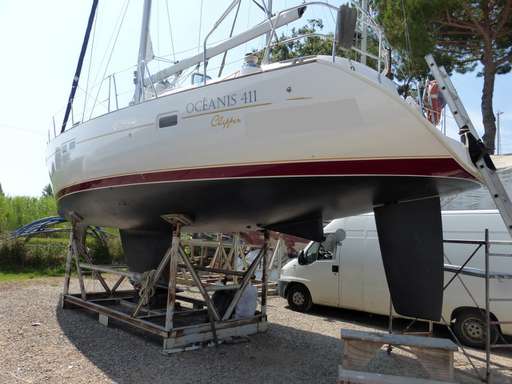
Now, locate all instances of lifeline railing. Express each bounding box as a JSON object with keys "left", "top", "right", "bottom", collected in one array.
[
  {"left": 51, "top": 1, "right": 391, "bottom": 140},
  {"left": 202, "top": 0, "right": 391, "bottom": 84}
]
